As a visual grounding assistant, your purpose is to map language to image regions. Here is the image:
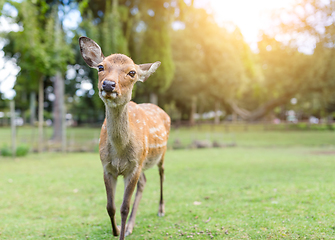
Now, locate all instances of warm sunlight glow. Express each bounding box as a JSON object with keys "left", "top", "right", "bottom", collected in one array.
[{"left": 209, "top": 0, "right": 295, "bottom": 49}]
